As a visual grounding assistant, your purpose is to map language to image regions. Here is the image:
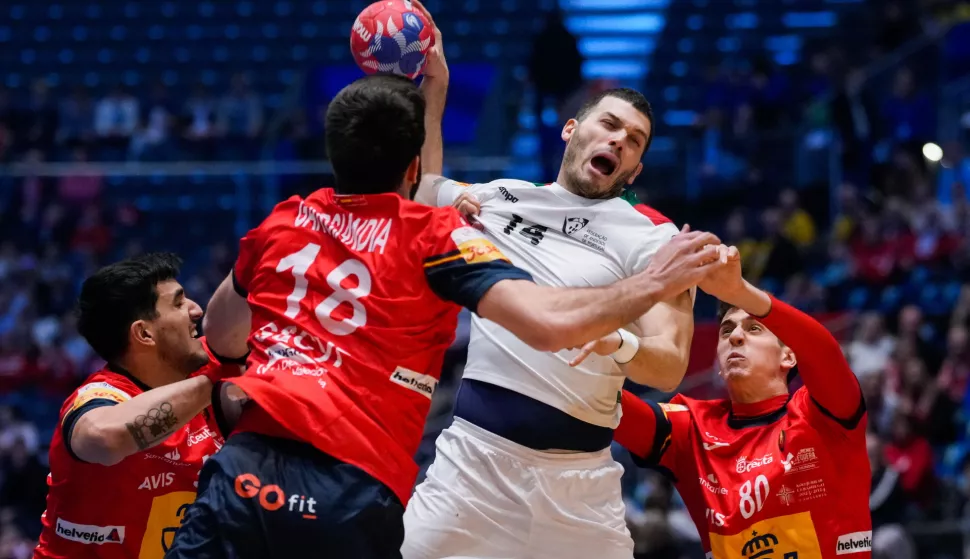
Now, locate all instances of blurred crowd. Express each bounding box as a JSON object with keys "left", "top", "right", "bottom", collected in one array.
[
  {"left": 1, "top": 4, "right": 970, "bottom": 559},
  {"left": 0, "top": 71, "right": 267, "bottom": 165}
]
